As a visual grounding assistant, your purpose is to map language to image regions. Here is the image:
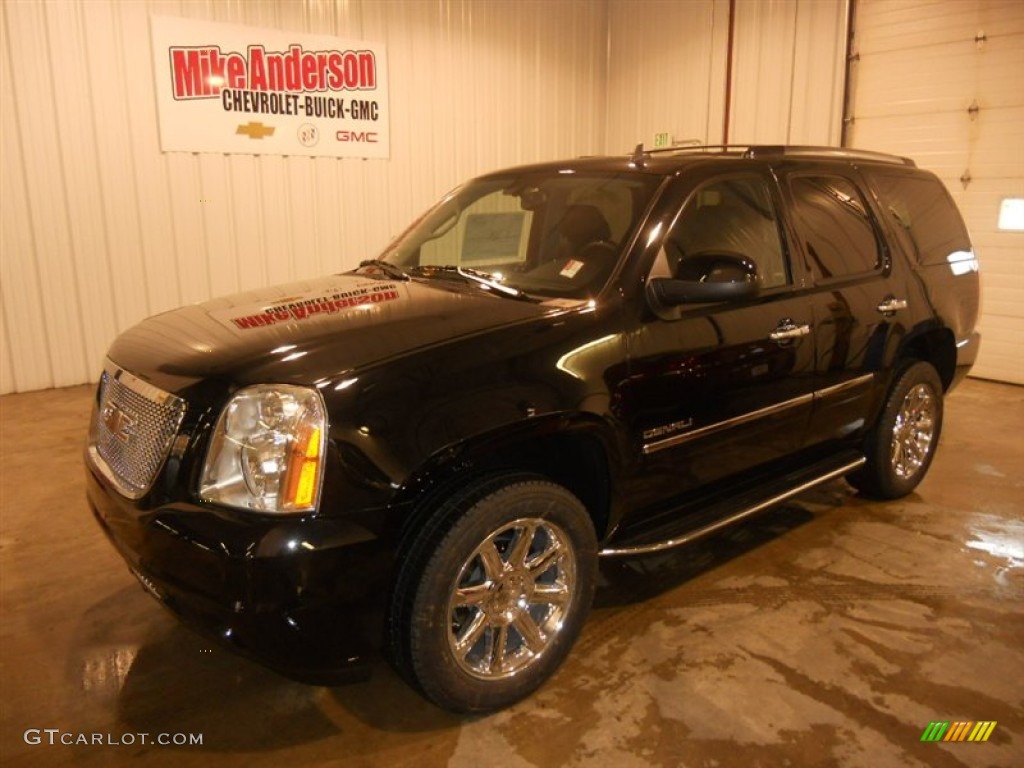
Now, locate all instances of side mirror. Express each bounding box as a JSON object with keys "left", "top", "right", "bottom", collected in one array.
[{"left": 649, "top": 251, "right": 759, "bottom": 305}]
